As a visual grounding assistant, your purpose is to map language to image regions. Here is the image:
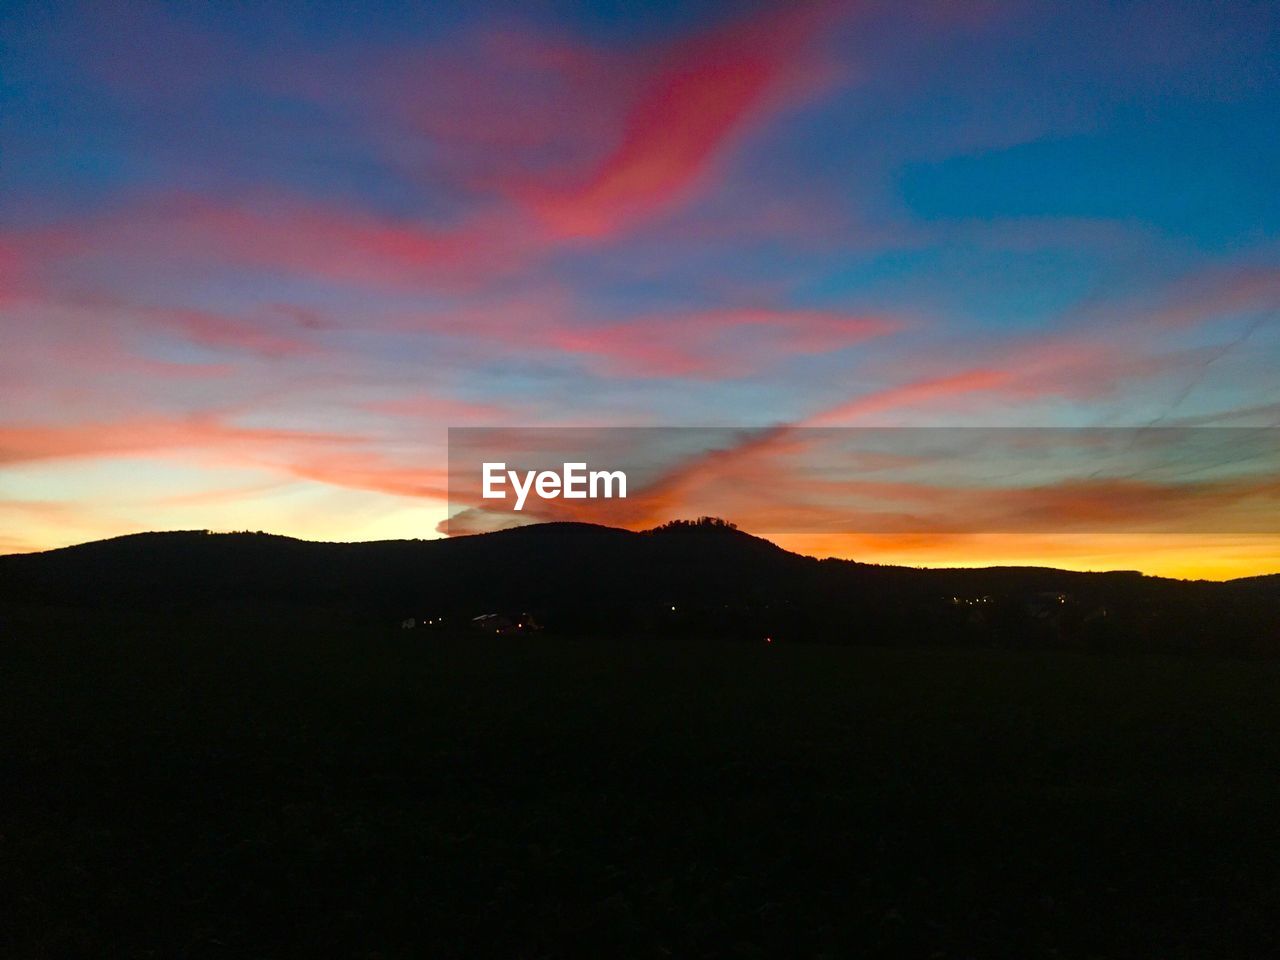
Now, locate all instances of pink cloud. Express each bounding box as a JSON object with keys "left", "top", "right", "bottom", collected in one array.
[
  {"left": 121, "top": 196, "right": 531, "bottom": 290},
  {"left": 328, "top": 7, "right": 856, "bottom": 243},
  {"left": 511, "top": 6, "right": 852, "bottom": 239},
  {"left": 0, "top": 239, "right": 26, "bottom": 304},
  {"left": 363, "top": 393, "right": 520, "bottom": 424},
  {"left": 2, "top": 196, "right": 535, "bottom": 297},
  {"left": 546, "top": 307, "right": 900, "bottom": 377},
  {"left": 148, "top": 306, "right": 326, "bottom": 360},
  {"left": 1144, "top": 264, "right": 1280, "bottom": 328},
  {"left": 377, "top": 288, "right": 904, "bottom": 379}
]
